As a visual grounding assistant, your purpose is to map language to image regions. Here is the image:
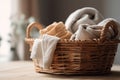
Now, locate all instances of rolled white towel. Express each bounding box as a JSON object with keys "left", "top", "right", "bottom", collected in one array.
[{"left": 65, "top": 7, "right": 104, "bottom": 33}]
